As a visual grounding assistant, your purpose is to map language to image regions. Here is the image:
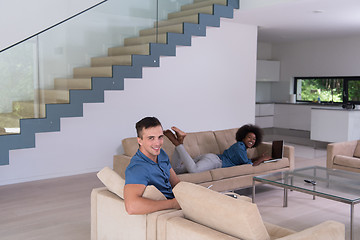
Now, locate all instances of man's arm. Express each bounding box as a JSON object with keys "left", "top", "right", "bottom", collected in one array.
[
  {"left": 124, "top": 184, "right": 180, "bottom": 215},
  {"left": 169, "top": 168, "right": 180, "bottom": 188}
]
